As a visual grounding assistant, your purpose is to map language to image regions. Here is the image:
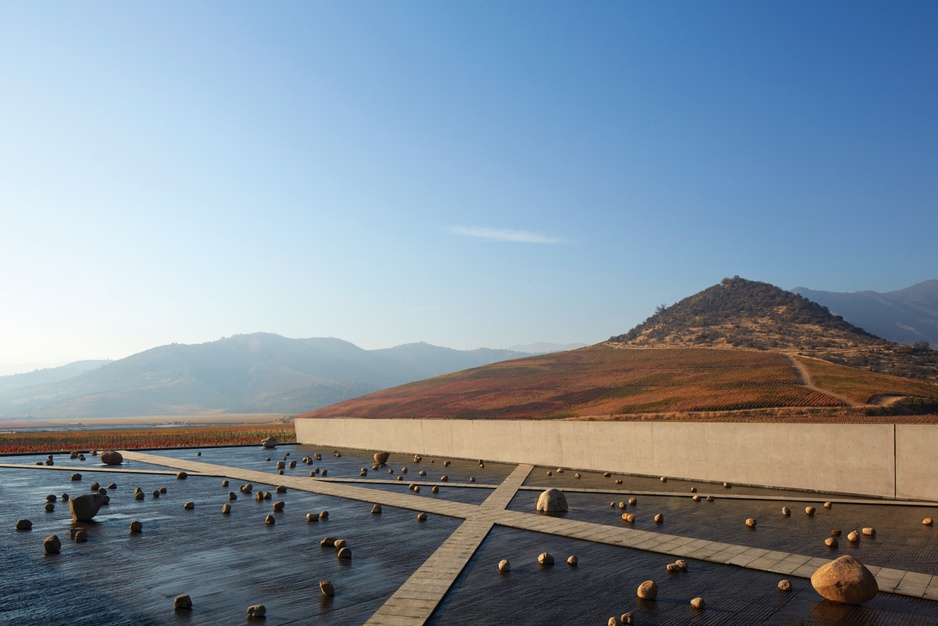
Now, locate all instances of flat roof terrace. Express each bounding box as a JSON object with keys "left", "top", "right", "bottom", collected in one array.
[{"left": 2, "top": 444, "right": 937, "bottom": 624}]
